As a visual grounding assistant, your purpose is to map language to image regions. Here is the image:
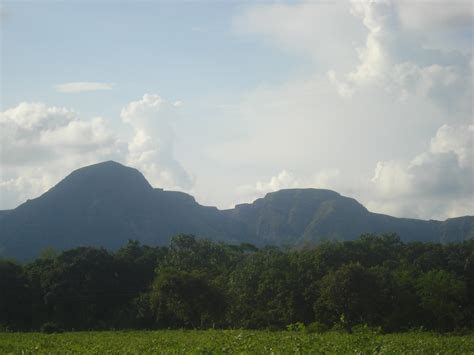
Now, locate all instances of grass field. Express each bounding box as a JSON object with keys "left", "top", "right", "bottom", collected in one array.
[{"left": 1, "top": 330, "right": 473, "bottom": 354}]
